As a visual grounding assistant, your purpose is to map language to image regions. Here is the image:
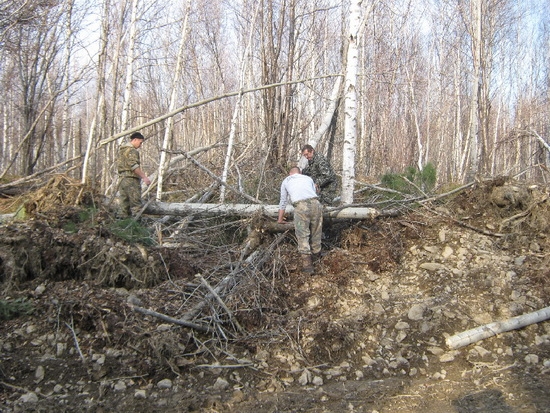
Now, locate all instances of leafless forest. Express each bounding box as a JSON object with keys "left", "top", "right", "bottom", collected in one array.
[{"left": 0, "top": 0, "right": 549, "bottom": 201}]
